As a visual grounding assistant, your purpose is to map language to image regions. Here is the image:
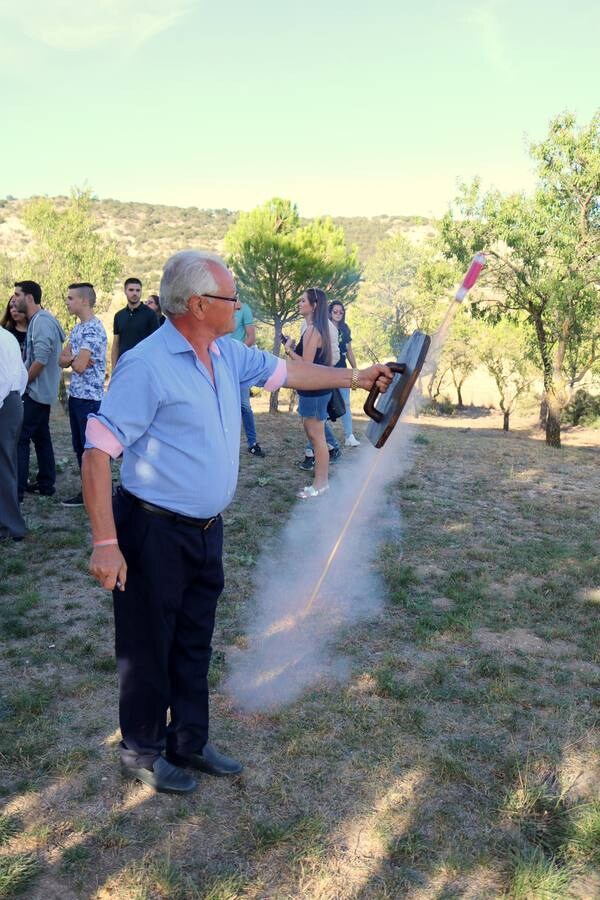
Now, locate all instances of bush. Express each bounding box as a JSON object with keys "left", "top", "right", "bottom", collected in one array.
[
  {"left": 420, "top": 397, "right": 455, "bottom": 416},
  {"left": 564, "top": 389, "right": 600, "bottom": 426}
]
